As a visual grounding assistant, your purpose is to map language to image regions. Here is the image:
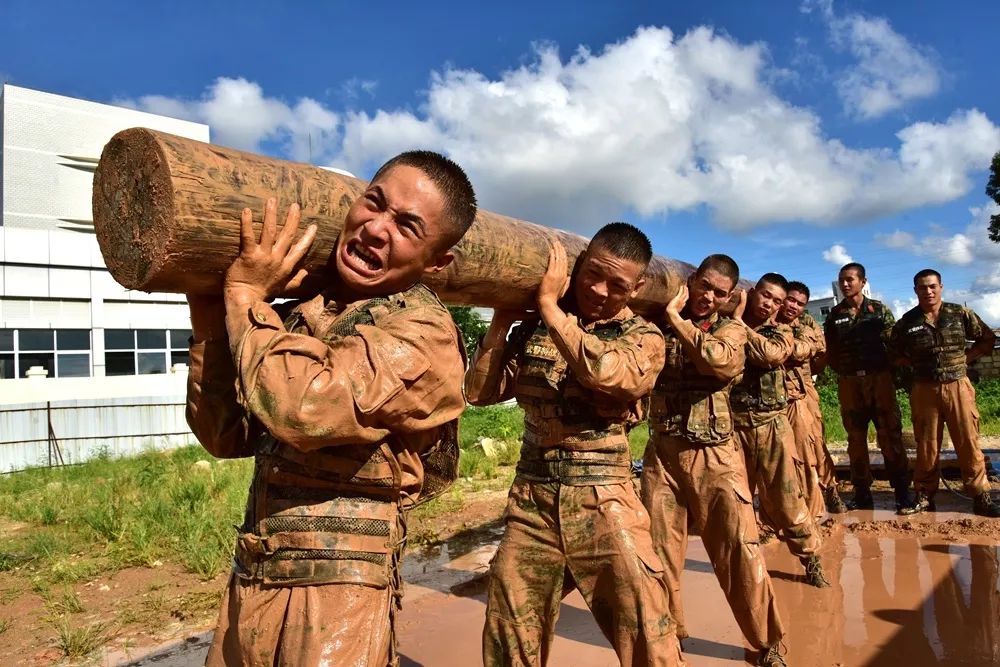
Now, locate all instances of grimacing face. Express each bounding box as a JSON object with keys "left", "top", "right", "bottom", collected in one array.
[
  {"left": 838, "top": 268, "right": 865, "bottom": 300},
  {"left": 334, "top": 165, "right": 455, "bottom": 296},
  {"left": 749, "top": 281, "right": 786, "bottom": 322},
  {"left": 914, "top": 275, "right": 942, "bottom": 310},
  {"left": 780, "top": 289, "right": 808, "bottom": 322},
  {"left": 572, "top": 245, "right": 646, "bottom": 322},
  {"left": 688, "top": 268, "right": 735, "bottom": 319}
]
